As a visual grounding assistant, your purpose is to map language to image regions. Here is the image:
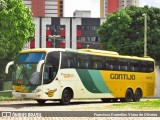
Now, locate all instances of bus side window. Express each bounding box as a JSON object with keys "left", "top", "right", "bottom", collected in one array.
[
  {"left": 61, "top": 52, "right": 76, "bottom": 68},
  {"left": 62, "top": 61, "right": 68, "bottom": 68},
  {"left": 67, "top": 60, "right": 71, "bottom": 68},
  {"left": 130, "top": 60, "right": 141, "bottom": 72},
  {"left": 101, "top": 60, "right": 106, "bottom": 70},
  {"left": 78, "top": 54, "right": 91, "bottom": 69},
  {"left": 109, "top": 65, "right": 113, "bottom": 70},
  {"left": 121, "top": 66, "right": 128, "bottom": 71},
  {"left": 130, "top": 66, "right": 134, "bottom": 71},
  {"left": 93, "top": 62, "right": 97, "bottom": 69},
  {"left": 141, "top": 61, "right": 147, "bottom": 72},
  {"left": 118, "top": 58, "right": 128, "bottom": 71},
  {"left": 147, "top": 61, "right": 154, "bottom": 72}
]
